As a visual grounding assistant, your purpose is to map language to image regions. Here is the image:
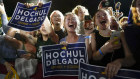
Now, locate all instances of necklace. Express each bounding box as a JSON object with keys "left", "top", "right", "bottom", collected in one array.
[{"left": 99, "top": 31, "right": 111, "bottom": 37}]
